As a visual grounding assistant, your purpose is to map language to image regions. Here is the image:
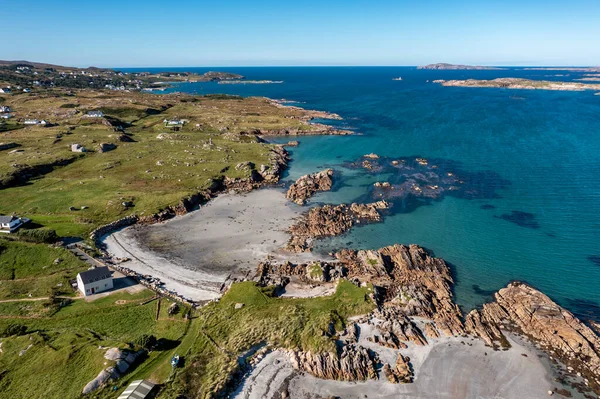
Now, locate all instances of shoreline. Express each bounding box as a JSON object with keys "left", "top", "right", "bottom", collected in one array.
[
  {"left": 232, "top": 332, "right": 580, "bottom": 399},
  {"left": 102, "top": 188, "right": 331, "bottom": 302}
]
